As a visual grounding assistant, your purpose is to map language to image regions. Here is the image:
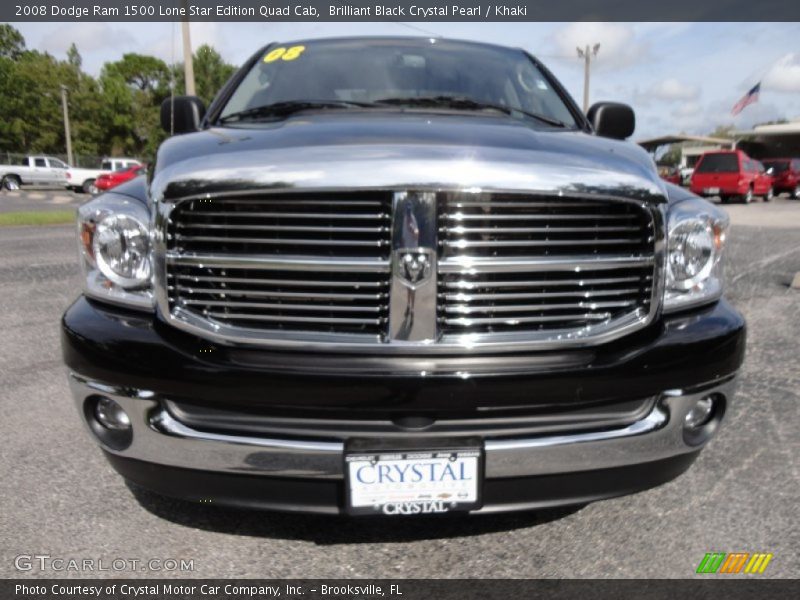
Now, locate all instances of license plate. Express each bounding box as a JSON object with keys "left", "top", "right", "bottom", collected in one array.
[
  {"left": 705, "top": 187, "right": 720, "bottom": 194},
  {"left": 345, "top": 448, "right": 482, "bottom": 515}
]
